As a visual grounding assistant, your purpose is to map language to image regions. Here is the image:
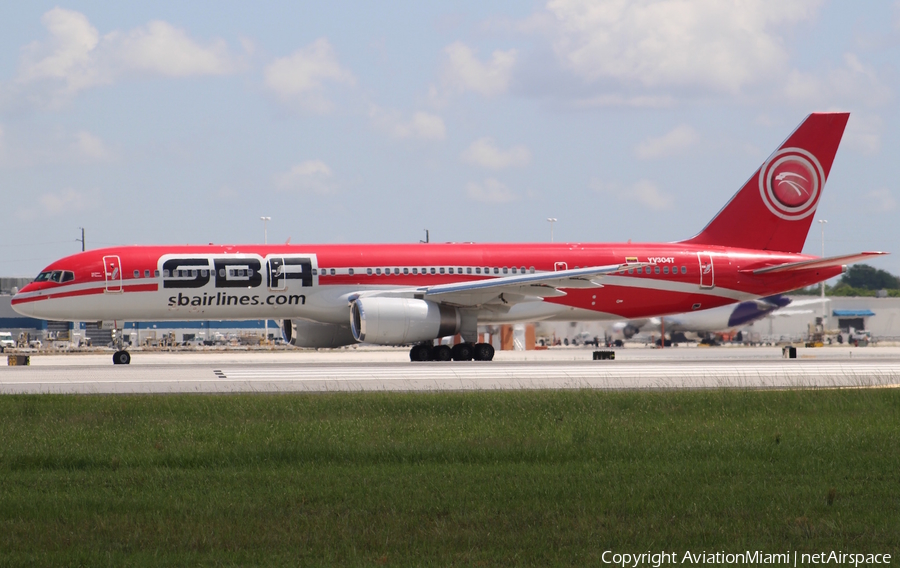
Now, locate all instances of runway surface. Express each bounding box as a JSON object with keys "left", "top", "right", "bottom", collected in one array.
[{"left": 2, "top": 346, "right": 899, "bottom": 394}]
